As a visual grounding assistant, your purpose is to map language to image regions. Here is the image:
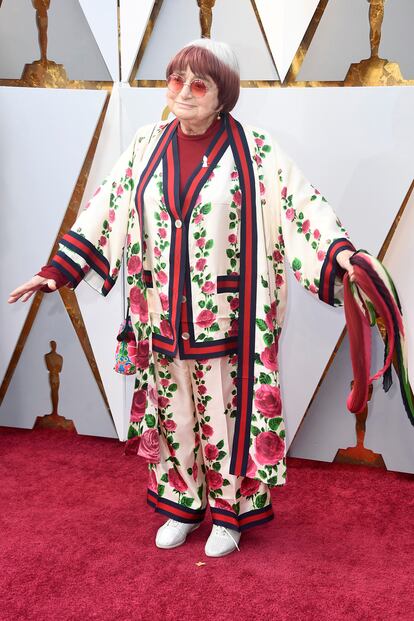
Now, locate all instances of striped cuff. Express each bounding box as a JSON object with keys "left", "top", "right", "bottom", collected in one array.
[
  {"left": 210, "top": 503, "right": 274, "bottom": 532},
  {"left": 318, "top": 238, "right": 356, "bottom": 306}
]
